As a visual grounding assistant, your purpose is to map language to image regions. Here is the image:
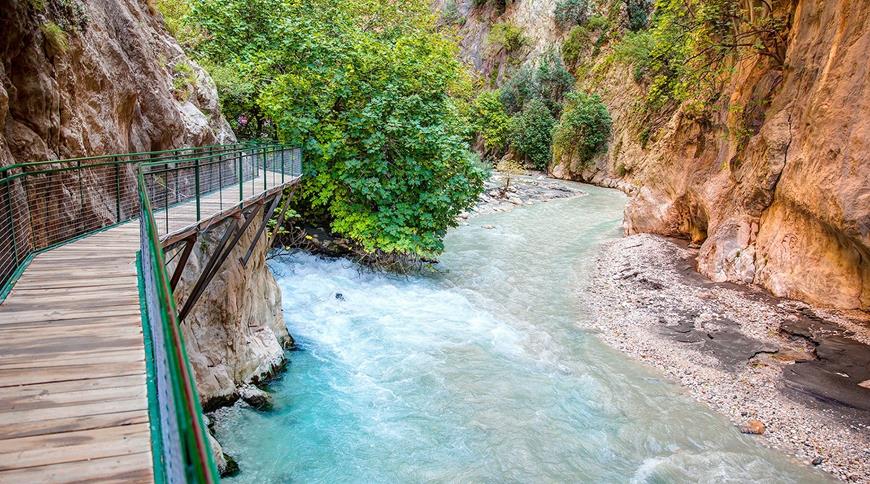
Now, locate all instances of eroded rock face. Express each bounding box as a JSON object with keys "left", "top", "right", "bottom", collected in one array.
[
  {"left": 0, "top": 0, "right": 233, "bottom": 166},
  {"left": 171, "top": 214, "right": 292, "bottom": 409}
]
